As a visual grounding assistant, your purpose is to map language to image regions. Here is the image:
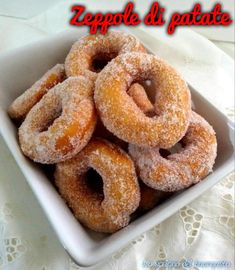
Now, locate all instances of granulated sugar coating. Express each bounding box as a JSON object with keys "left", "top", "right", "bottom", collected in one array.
[
  {"left": 65, "top": 31, "right": 146, "bottom": 80},
  {"left": 8, "top": 64, "right": 66, "bottom": 121},
  {"left": 19, "top": 76, "right": 97, "bottom": 164},
  {"left": 129, "top": 111, "right": 217, "bottom": 192},
  {"left": 95, "top": 52, "right": 191, "bottom": 148},
  {"left": 55, "top": 138, "right": 140, "bottom": 233}
]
